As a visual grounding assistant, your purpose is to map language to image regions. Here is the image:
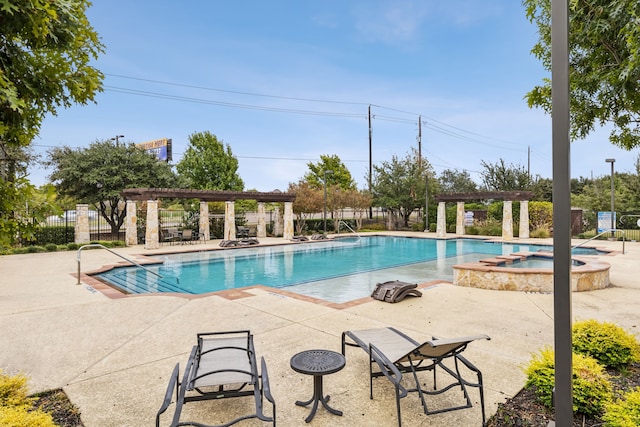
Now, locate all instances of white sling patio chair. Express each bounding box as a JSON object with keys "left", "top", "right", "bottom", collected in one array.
[
  {"left": 156, "top": 330, "right": 276, "bottom": 427},
  {"left": 341, "top": 327, "right": 489, "bottom": 426}
]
